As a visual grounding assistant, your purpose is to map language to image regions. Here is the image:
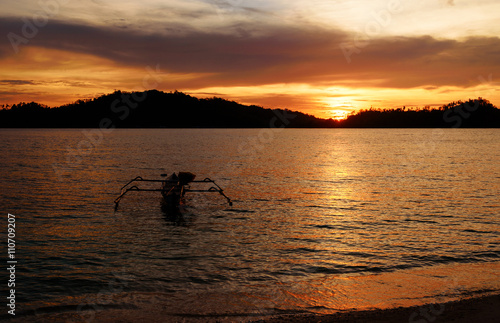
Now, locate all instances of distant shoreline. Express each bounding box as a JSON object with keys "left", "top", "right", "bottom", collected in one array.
[{"left": 1, "top": 91, "right": 499, "bottom": 128}]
